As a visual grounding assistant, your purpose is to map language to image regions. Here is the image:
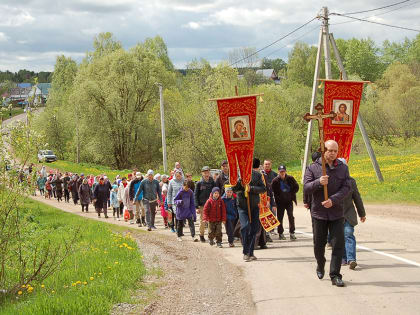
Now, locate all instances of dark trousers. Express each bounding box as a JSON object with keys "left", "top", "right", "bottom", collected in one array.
[
  {"left": 143, "top": 200, "right": 157, "bottom": 228},
  {"left": 113, "top": 207, "right": 120, "bottom": 218},
  {"left": 208, "top": 221, "right": 223, "bottom": 243},
  {"left": 177, "top": 217, "right": 195, "bottom": 238},
  {"left": 225, "top": 219, "right": 235, "bottom": 244},
  {"left": 312, "top": 217, "right": 344, "bottom": 279},
  {"left": 119, "top": 202, "right": 124, "bottom": 216},
  {"left": 64, "top": 189, "right": 70, "bottom": 202},
  {"left": 238, "top": 207, "right": 259, "bottom": 256},
  {"left": 81, "top": 204, "right": 89, "bottom": 212},
  {"left": 39, "top": 188, "right": 44, "bottom": 196},
  {"left": 95, "top": 201, "right": 108, "bottom": 217},
  {"left": 255, "top": 222, "right": 266, "bottom": 248},
  {"left": 277, "top": 202, "right": 295, "bottom": 234}
]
